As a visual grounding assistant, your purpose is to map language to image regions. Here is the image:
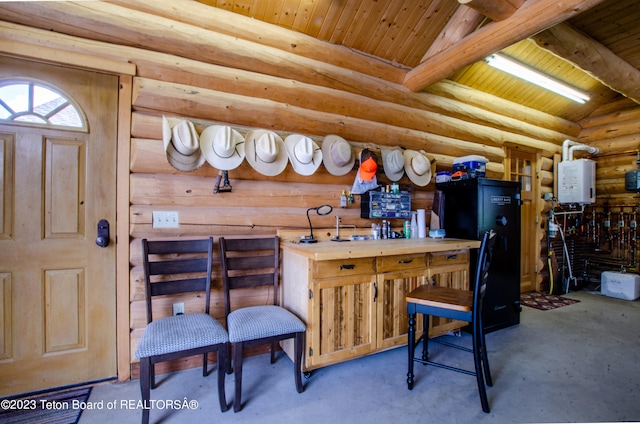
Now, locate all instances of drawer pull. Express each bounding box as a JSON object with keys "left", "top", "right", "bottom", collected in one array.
[
  {"left": 446, "top": 255, "right": 457, "bottom": 260},
  {"left": 399, "top": 259, "right": 414, "bottom": 264},
  {"left": 340, "top": 264, "right": 355, "bottom": 270}
]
